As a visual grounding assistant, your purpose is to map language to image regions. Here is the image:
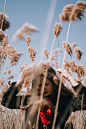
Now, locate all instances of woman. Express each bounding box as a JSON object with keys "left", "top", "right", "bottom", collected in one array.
[{"left": 1, "top": 62, "right": 86, "bottom": 129}]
